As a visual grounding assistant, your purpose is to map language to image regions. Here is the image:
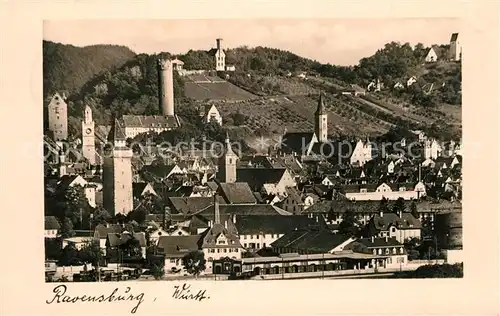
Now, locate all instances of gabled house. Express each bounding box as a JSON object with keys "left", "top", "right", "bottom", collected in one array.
[
  {"left": 218, "top": 182, "right": 257, "bottom": 204},
  {"left": 106, "top": 231, "right": 147, "bottom": 260},
  {"left": 199, "top": 195, "right": 244, "bottom": 272},
  {"left": 132, "top": 182, "right": 158, "bottom": 200},
  {"left": 238, "top": 214, "right": 328, "bottom": 251},
  {"left": 157, "top": 235, "right": 202, "bottom": 274},
  {"left": 57, "top": 174, "right": 96, "bottom": 207},
  {"left": 271, "top": 228, "right": 356, "bottom": 254},
  {"left": 199, "top": 104, "right": 222, "bottom": 125},
  {"left": 366, "top": 211, "right": 422, "bottom": 243},
  {"left": 236, "top": 167, "right": 296, "bottom": 196}
]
